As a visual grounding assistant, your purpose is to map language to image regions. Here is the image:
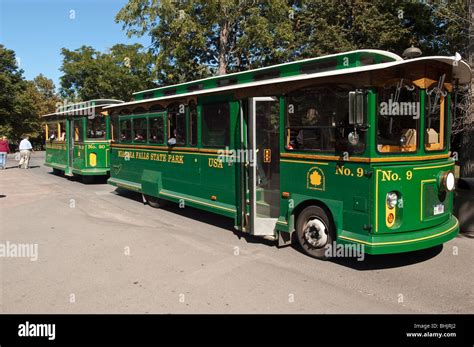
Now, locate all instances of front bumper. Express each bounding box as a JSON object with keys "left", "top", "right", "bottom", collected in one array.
[
  {"left": 337, "top": 215, "right": 459, "bottom": 255},
  {"left": 72, "top": 168, "right": 109, "bottom": 176}
]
